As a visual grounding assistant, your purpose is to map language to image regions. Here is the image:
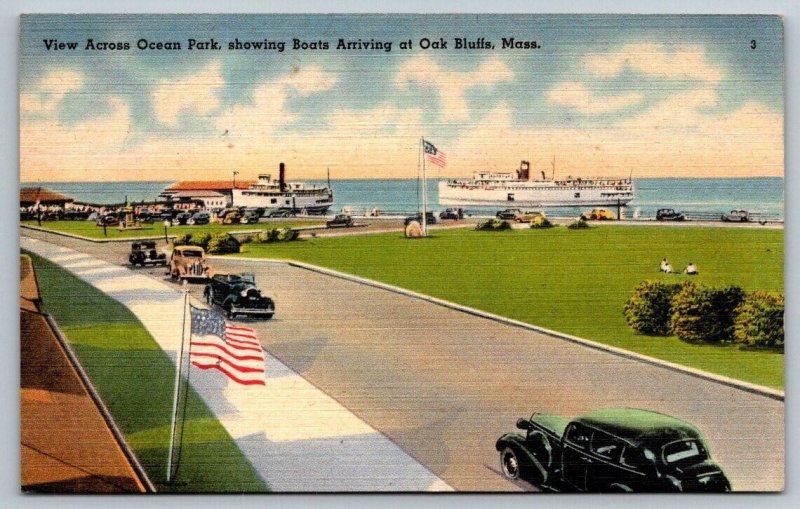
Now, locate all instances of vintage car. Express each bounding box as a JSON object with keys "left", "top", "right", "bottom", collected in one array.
[
  {"left": 168, "top": 245, "right": 212, "bottom": 282},
  {"left": 240, "top": 209, "right": 261, "bottom": 224},
  {"left": 218, "top": 209, "right": 242, "bottom": 224},
  {"left": 496, "top": 408, "right": 730, "bottom": 492},
  {"left": 129, "top": 241, "right": 167, "bottom": 267},
  {"left": 404, "top": 212, "right": 438, "bottom": 226},
  {"left": 656, "top": 208, "right": 687, "bottom": 221},
  {"left": 266, "top": 209, "right": 294, "bottom": 218},
  {"left": 96, "top": 213, "right": 121, "bottom": 226},
  {"left": 326, "top": 214, "right": 354, "bottom": 228},
  {"left": 515, "top": 210, "right": 546, "bottom": 223},
  {"left": 439, "top": 208, "right": 464, "bottom": 220},
  {"left": 173, "top": 212, "right": 193, "bottom": 225},
  {"left": 496, "top": 208, "right": 522, "bottom": 220},
  {"left": 204, "top": 273, "right": 275, "bottom": 319},
  {"left": 580, "top": 208, "right": 616, "bottom": 221},
  {"left": 721, "top": 210, "right": 751, "bottom": 222},
  {"left": 187, "top": 212, "right": 210, "bottom": 225}
]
